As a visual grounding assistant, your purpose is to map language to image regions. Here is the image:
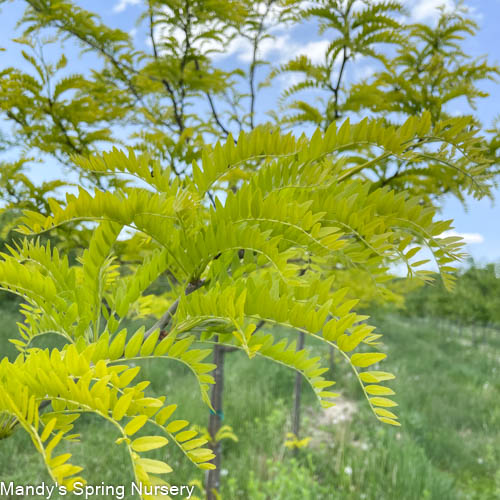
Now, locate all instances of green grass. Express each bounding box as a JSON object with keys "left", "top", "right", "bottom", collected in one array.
[{"left": 0, "top": 300, "right": 498, "bottom": 499}]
